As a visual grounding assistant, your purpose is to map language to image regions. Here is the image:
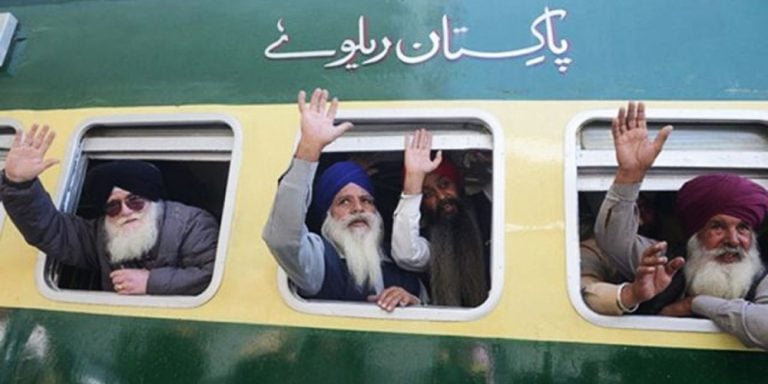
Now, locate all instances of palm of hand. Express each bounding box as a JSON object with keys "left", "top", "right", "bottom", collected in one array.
[
  {"left": 302, "top": 110, "right": 342, "bottom": 143},
  {"left": 615, "top": 129, "right": 658, "bottom": 171},
  {"left": 6, "top": 145, "right": 48, "bottom": 182},
  {"left": 634, "top": 267, "right": 672, "bottom": 302},
  {"left": 405, "top": 147, "right": 439, "bottom": 174}
]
